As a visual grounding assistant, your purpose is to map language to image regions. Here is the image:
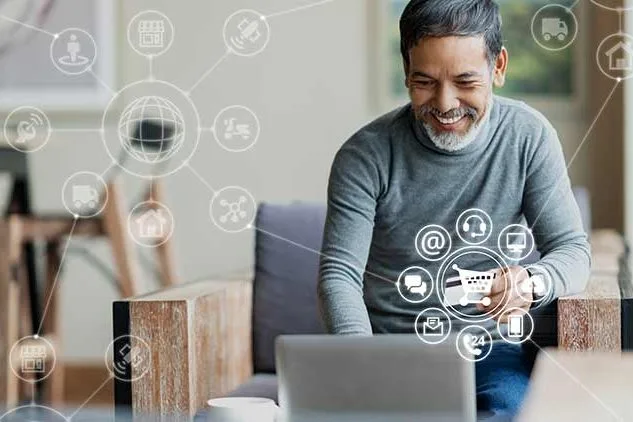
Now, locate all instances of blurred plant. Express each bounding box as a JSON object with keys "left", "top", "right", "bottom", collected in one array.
[
  {"left": 497, "top": 0, "right": 574, "bottom": 97},
  {"left": 385, "top": 0, "right": 575, "bottom": 99}
]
